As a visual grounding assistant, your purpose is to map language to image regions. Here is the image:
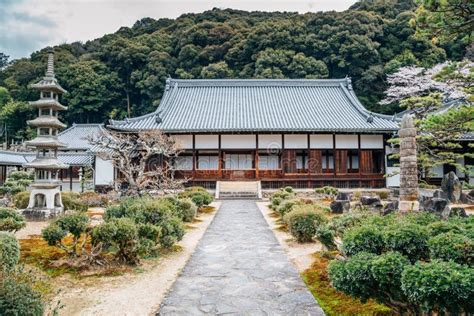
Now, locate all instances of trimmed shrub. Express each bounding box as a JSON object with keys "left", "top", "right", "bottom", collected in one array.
[
  {"left": 160, "top": 217, "right": 185, "bottom": 248},
  {"left": 42, "top": 213, "right": 90, "bottom": 256},
  {"left": 12, "top": 191, "right": 29, "bottom": 209},
  {"left": 283, "top": 186, "right": 294, "bottom": 193},
  {"left": 401, "top": 260, "right": 474, "bottom": 313},
  {"left": 178, "top": 187, "right": 213, "bottom": 208},
  {"left": 328, "top": 252, "right": 378, "bottom": 302},
  {"left": 138, "top": 223, "right": 161, "bottom": 242},
  {"left": 0, "top": 272, "right": 44, "bottom": 316},
  {"left": 0, "top": 232, "right": 20, "bottom": 271},
  {"left": 276, "top": 199, "right": 303, "bottom": 217},
  {"left": 427, "top": 221, "right": 463, "bottom": 236},
  {"left": 342, "top": 225, "right": 384, "bottom": 256},
  {"left": 283, "top": 205, "right": 327, "bottom": 242},
  {"left": 175, "top": 198, "right": 198, "bottom": 222},
  {"left": 0, "top": 208, "right": 26, "bottom": 232},
  {"left": 327, "top": 212, "right": 371, "bottom": 236},
  {"left": 315, "top": 186, "right": 338, "bottom": 197},
  {"left": 428, "top": 232, "right": 473, "bottom": 265},
  {"left": 315, "top": 224, "right": 337, "bottom": 250},
  {"left": 383, "top": 224, "right": 429, "bottom": 262},
  {"left": 371, "top": 252, "right": 410, "bottom": 302},
  {"left": 61, "top": 192, "right": 88, "bottom": 212},
  {"left": 93, "top": 218, "right": 139, "bottom": 264},
  {"left": 0, "top": 171, "right": 33, "bottom": 195}
]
